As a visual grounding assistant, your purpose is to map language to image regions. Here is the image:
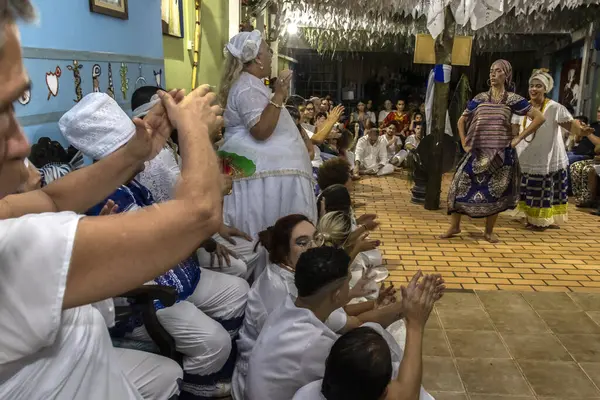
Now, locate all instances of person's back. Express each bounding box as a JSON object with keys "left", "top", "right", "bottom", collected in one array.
[
  {"left": 245, "top": 296, "right": 337, "bottom": 400},
  {"left": 245, "top": 247, "right": 352, "bottom": 400}
]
